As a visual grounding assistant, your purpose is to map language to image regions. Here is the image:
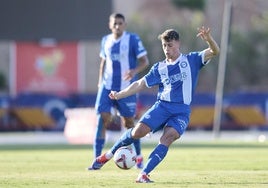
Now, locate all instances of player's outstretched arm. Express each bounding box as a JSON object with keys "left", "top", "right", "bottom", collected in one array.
[
  {"left": 109, "top": 78, "right": 147, "bottom": 100},
  {"left": 197, "top": 26, "right": 220, "bottom": 61}
]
